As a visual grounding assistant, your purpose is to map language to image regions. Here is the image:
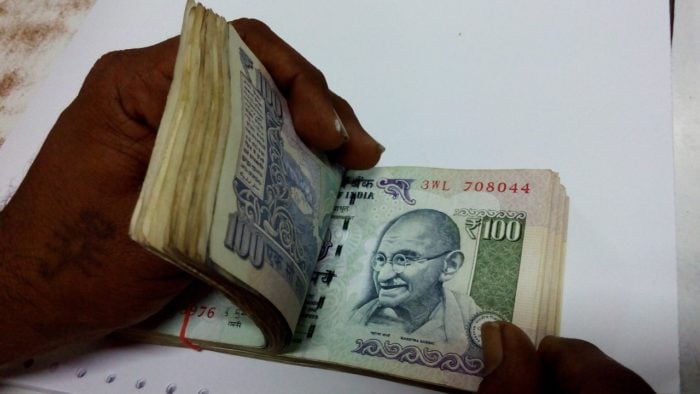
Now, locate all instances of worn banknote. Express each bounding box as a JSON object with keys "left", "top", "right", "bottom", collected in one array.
[
  {"left": 205, "top": 26, "right": 342, "bottom": 333},
  {"left": 147, "top": 166, "right": 565, "bottom": 391}
]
